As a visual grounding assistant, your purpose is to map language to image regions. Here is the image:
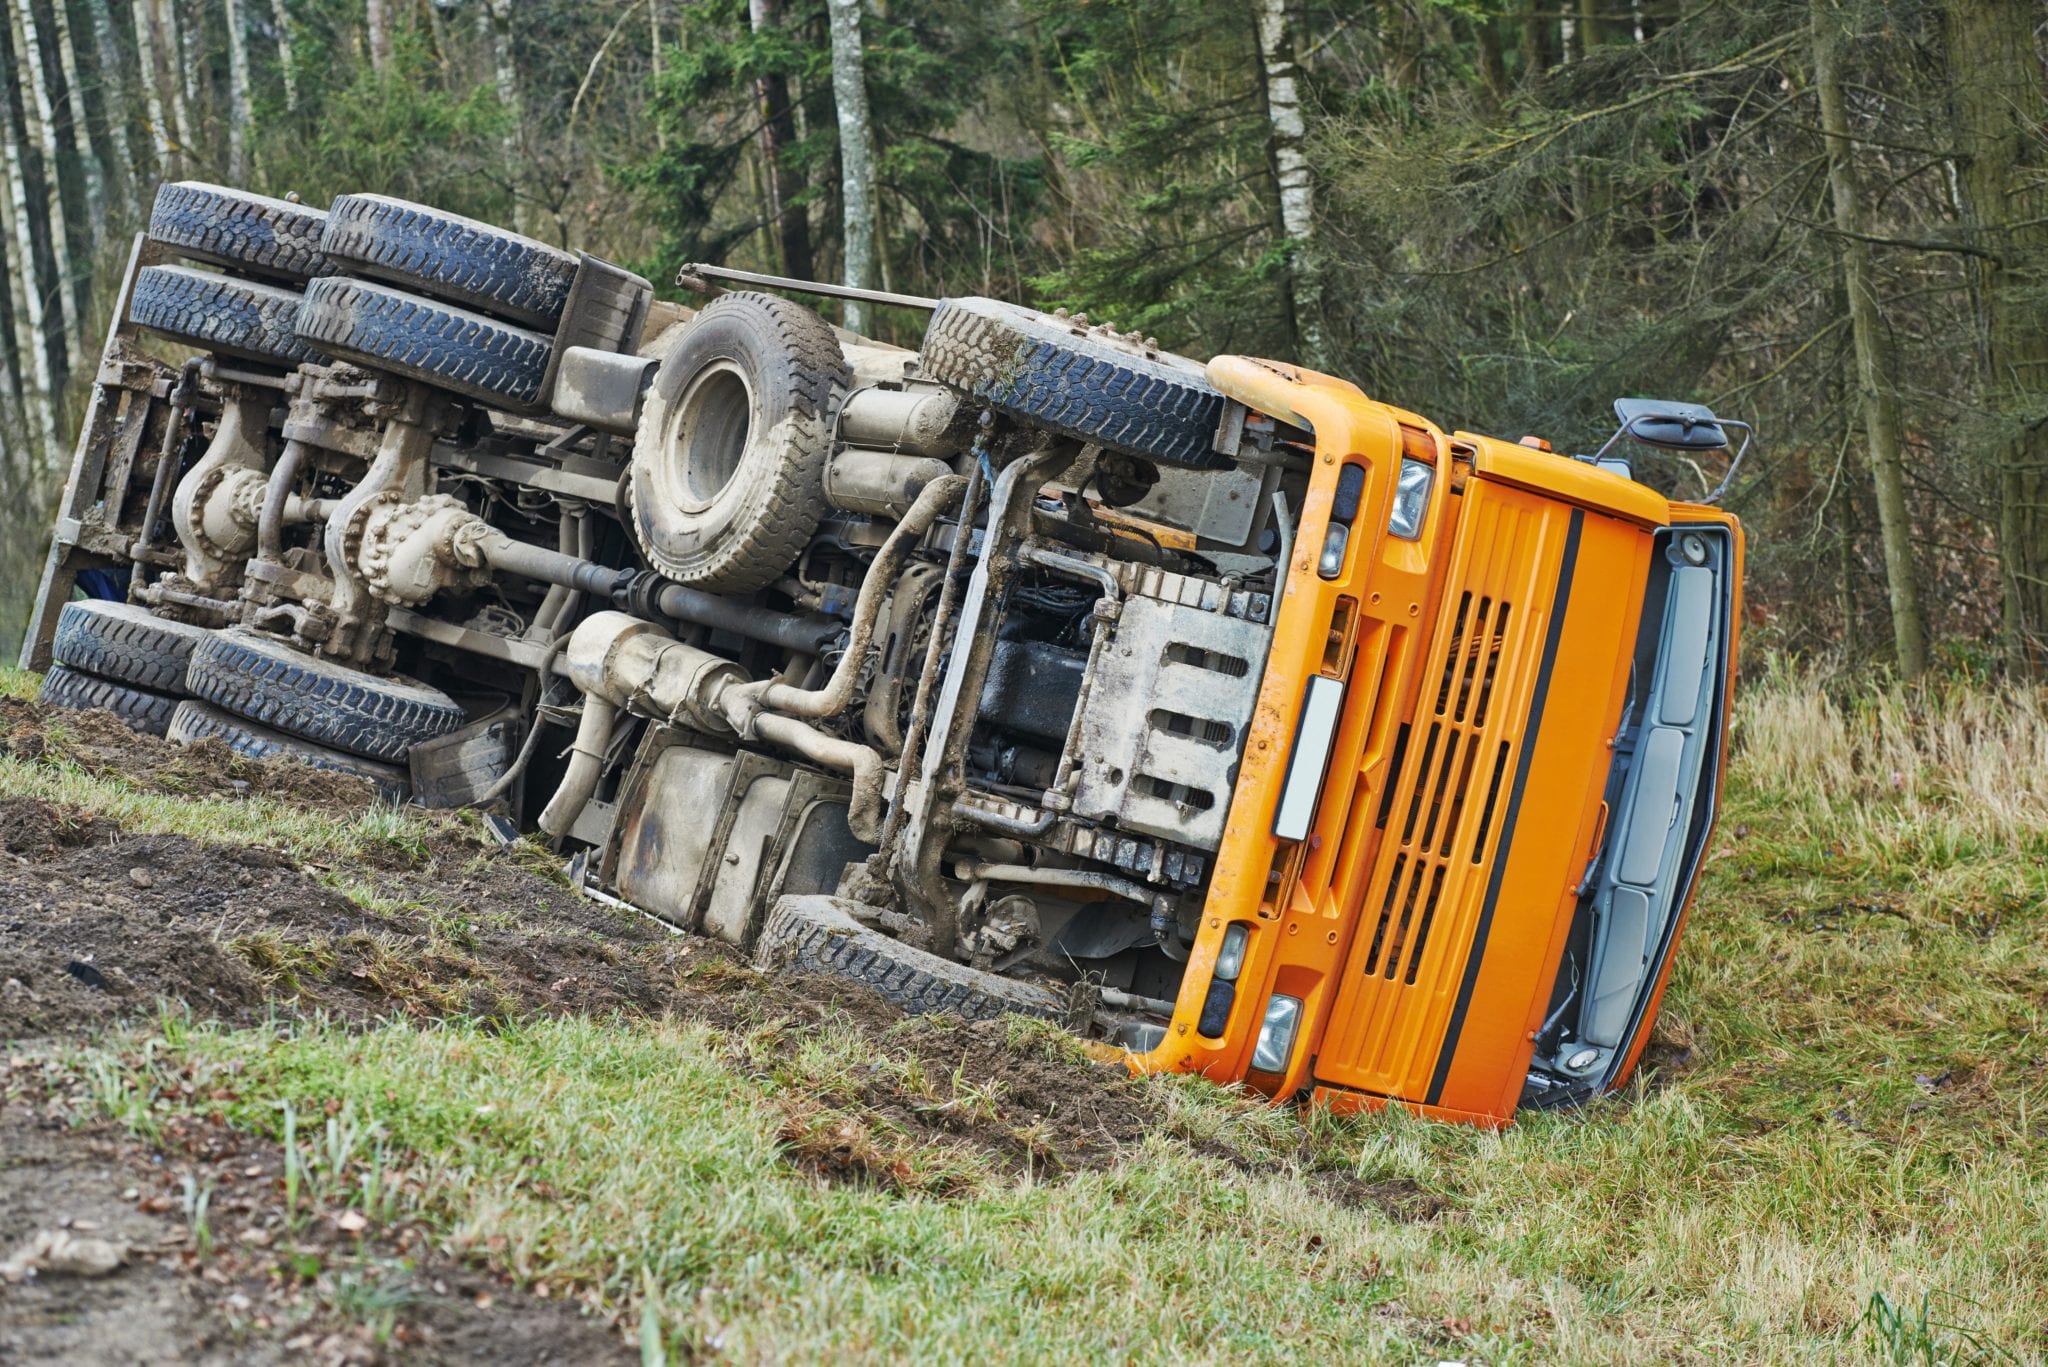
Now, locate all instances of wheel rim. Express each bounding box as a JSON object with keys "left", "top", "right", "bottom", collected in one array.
[{"left": 660, "top": 359, "right": 757, "bottom": 515}]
